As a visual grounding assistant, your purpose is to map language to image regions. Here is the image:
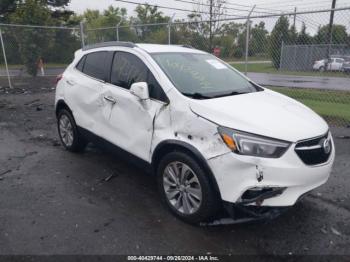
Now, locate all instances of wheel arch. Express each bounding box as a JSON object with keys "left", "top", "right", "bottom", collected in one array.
[
  {"left": 152, "top": 140, "right": 222, "bottom": 199},
  {"left": 55, "top": 100, "right": 72, "bottom": 117}
]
